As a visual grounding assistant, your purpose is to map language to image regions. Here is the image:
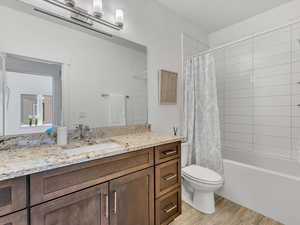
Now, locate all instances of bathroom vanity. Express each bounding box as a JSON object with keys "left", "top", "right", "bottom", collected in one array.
[{"left": 0, "top": 133, "right": 182, "bottom": 225}]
